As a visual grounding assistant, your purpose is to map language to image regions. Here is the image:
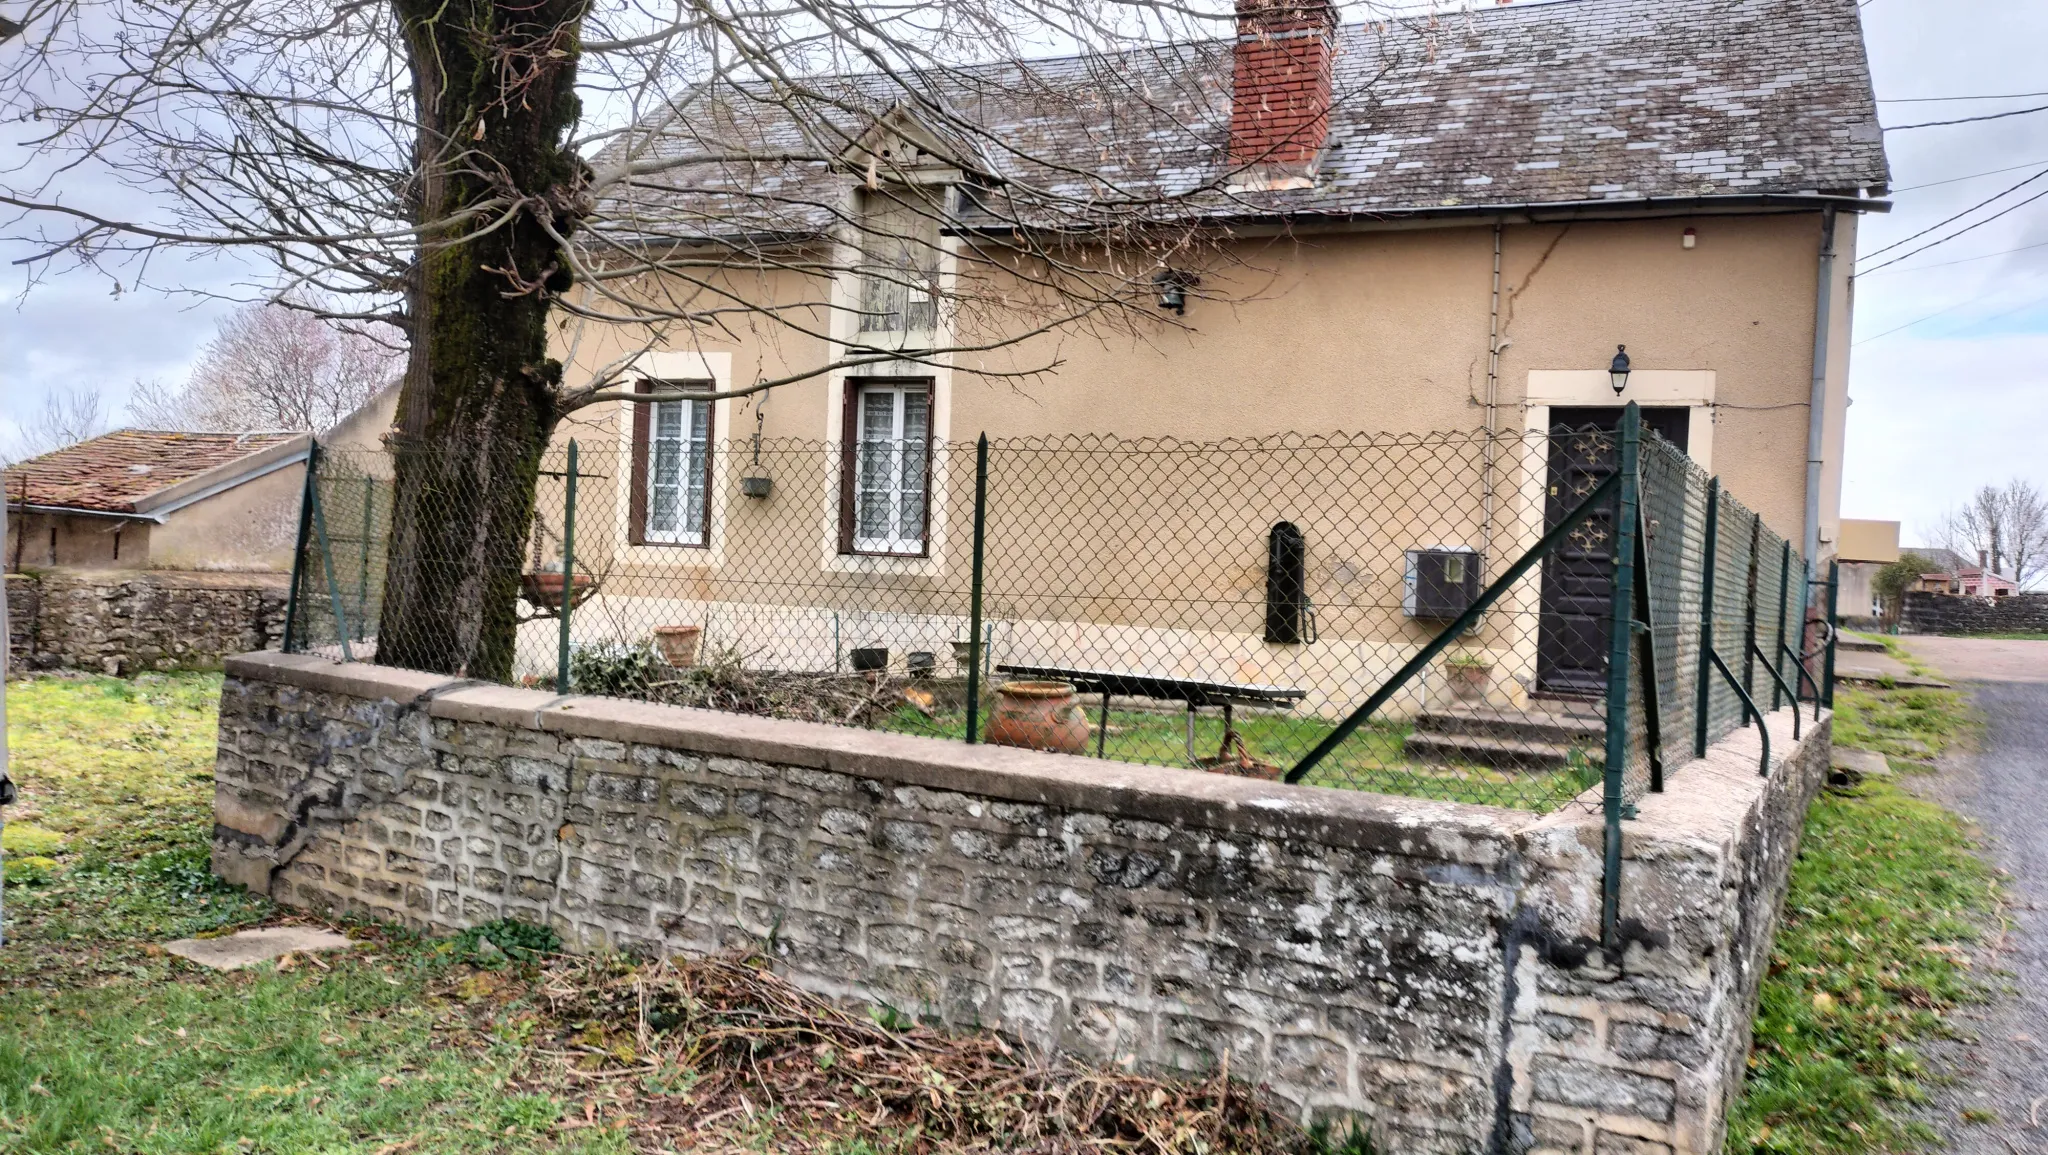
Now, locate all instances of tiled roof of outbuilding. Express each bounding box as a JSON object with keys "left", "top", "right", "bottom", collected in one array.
[
  {"left": 597, "top": 0, "right": 1887, "bottom": 235},
  {"left": 3, "top": 431, "right": 300, "bottom": 514}
]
